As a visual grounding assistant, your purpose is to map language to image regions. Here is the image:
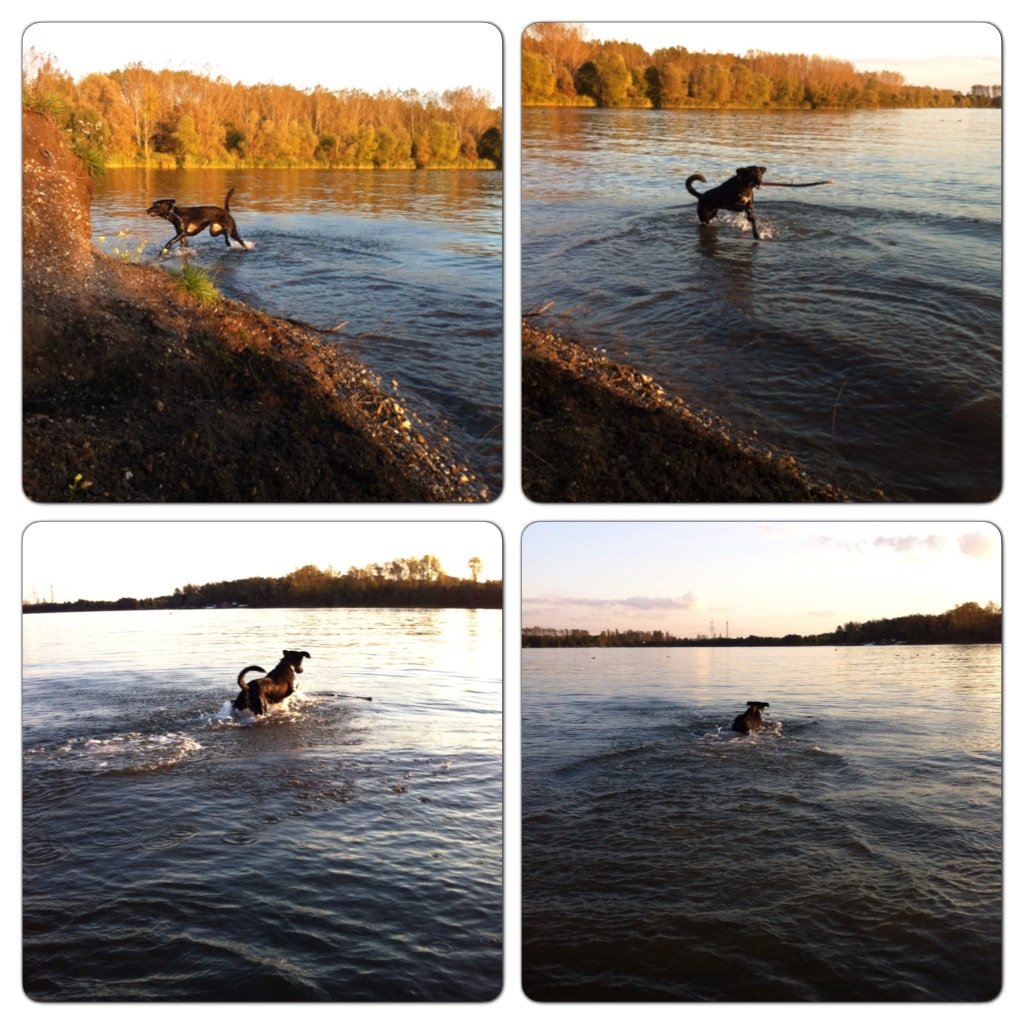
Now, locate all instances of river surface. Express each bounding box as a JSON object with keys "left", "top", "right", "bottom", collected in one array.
[
  {"left": 23, "top": 606, "right": 502, "bottom": 1000},
  {"left": 522, "top": 108, "right": 1001, "bottom": 501},
  {"left": 91, "top": 168, "right": 503, "bottom": 493},
  {"left": 522, "top": 644, "right": 1001, "bottom": 1000}
]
